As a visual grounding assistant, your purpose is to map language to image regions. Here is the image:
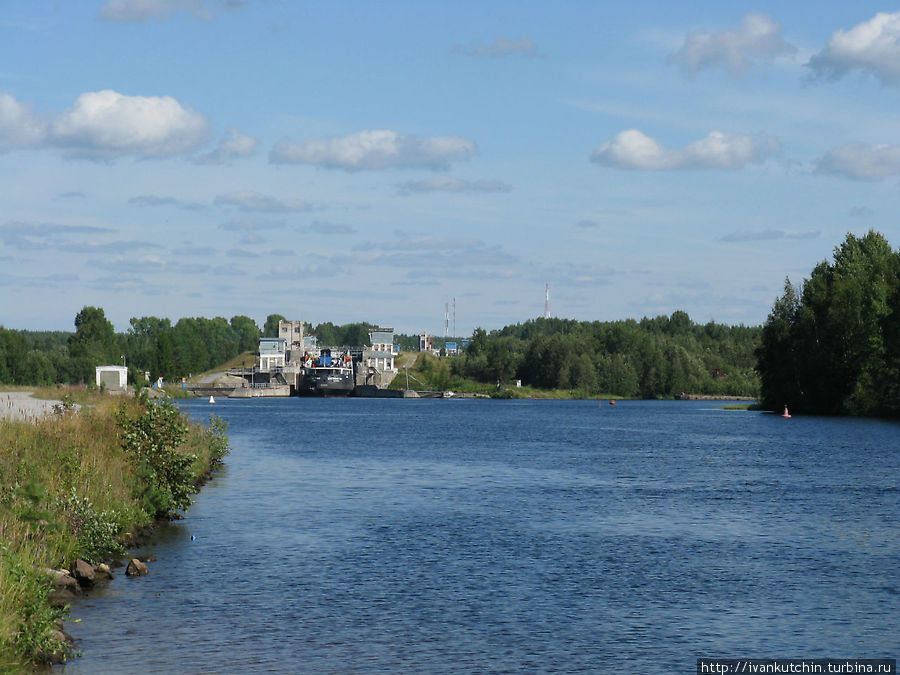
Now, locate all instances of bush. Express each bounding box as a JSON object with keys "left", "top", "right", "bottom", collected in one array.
[{"left": 116, "top": 396, "right": 196, "bottom": 518}]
